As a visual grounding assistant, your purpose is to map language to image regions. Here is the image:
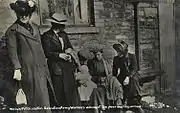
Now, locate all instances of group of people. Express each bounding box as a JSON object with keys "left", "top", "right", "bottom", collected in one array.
[{"left": 4, "top": 0, "right": 144, "bottom": 113}]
